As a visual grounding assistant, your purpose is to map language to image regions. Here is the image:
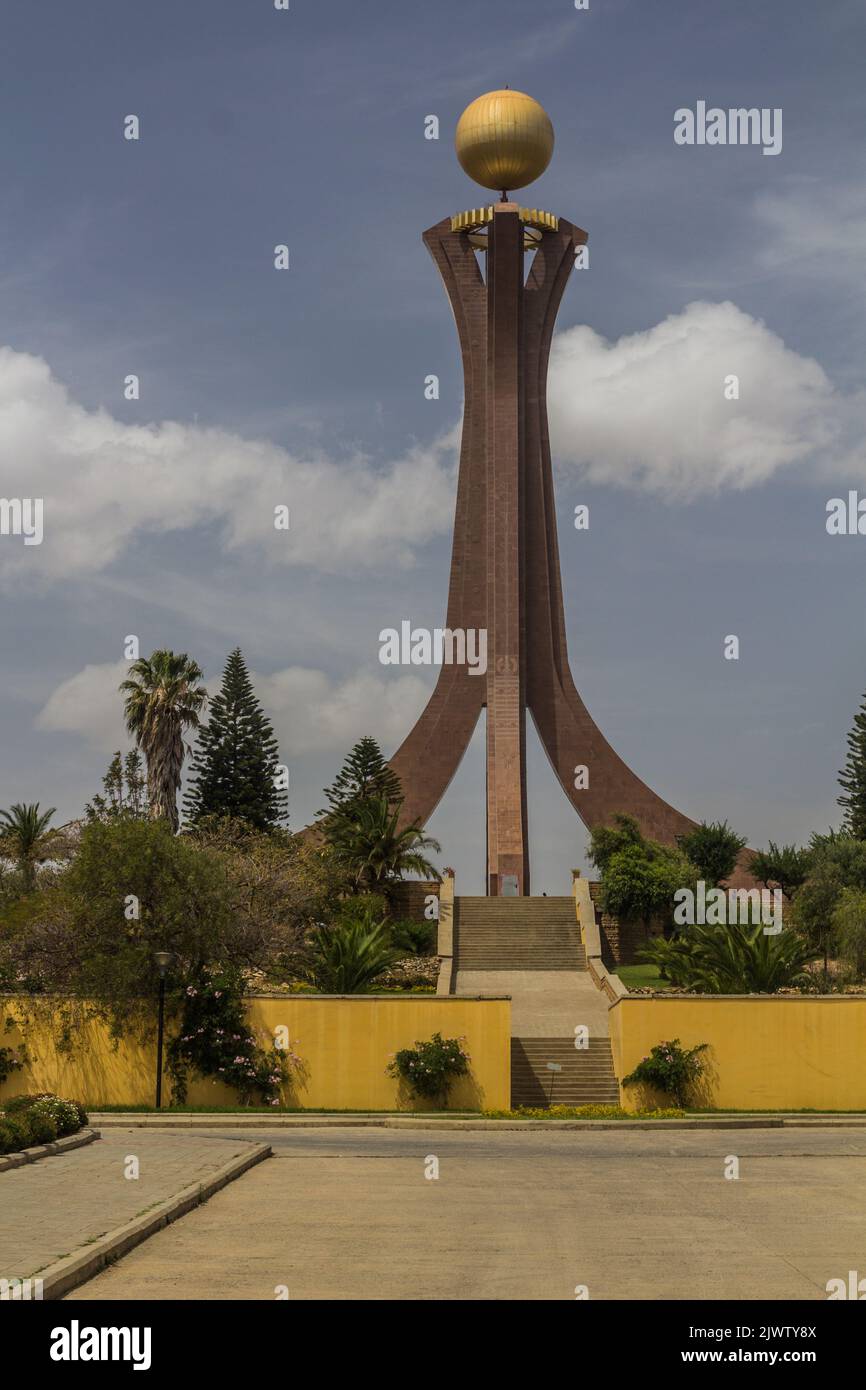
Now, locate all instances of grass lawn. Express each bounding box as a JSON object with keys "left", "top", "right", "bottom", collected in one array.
[{"left": 615, "top": 963, "right": 672, "bottom": 990}]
